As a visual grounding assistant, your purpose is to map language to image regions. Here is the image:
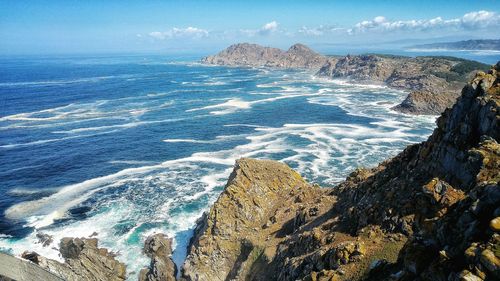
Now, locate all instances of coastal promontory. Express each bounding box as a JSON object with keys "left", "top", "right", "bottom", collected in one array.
[{"left": 202, "top": 43, "right": 490, "bottom": 115}]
